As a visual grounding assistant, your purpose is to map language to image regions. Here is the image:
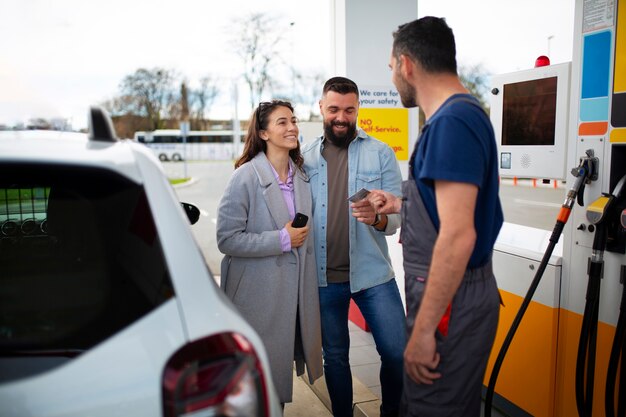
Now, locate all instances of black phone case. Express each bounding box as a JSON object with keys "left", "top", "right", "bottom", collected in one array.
[{"left": 292, "top": 213, "right": 309, "bottom": 228}]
